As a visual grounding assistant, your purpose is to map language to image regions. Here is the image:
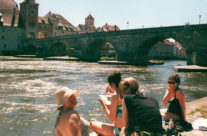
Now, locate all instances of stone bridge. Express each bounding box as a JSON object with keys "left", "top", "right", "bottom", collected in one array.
[{"left": 25, "top": 24, "right": 207, "bottom": 66}]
